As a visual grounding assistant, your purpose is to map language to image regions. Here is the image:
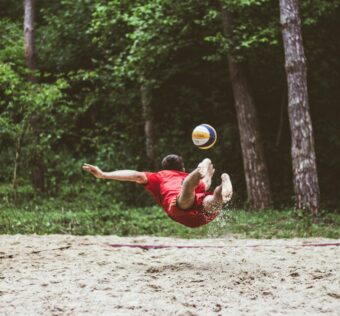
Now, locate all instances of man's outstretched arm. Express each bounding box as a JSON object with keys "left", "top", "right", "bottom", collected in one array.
[{"left": 82, "top": 163, "right": 148, "bottom": 184}]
